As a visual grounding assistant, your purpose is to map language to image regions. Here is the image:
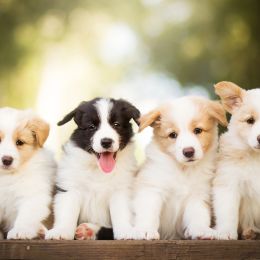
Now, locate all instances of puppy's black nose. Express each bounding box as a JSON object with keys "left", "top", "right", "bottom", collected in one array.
[
  {"left": 257, "top": 135, "right": 260, "bottom": 145},
  {"left": 101, "top": 138, "right": 113, "bottom": 149},
  {"left": 2, "top": 156, "right": 13, "bottom": 166},
  {"left": 183, "top": 147, "right": 195, "bottom": 158}
]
